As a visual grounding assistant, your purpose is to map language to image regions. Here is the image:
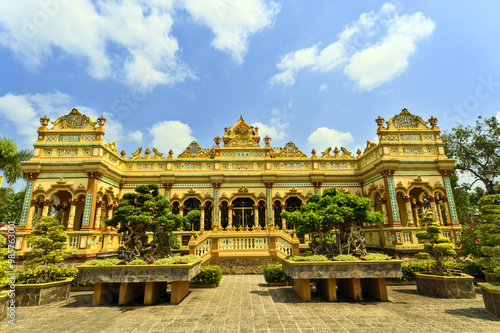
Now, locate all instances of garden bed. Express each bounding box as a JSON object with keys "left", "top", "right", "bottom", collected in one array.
[
  {"left": 77, "top": 259, "right": 202, "bottom": 305},
  {"left": 281, "top": 257, "right": 402, "bottom": 302},
  {"left": 414, "top": 272, "right": 475, "bottom": 299},
  {"left": 15, "top": 278, "right": 74, "bottom": 306}
]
